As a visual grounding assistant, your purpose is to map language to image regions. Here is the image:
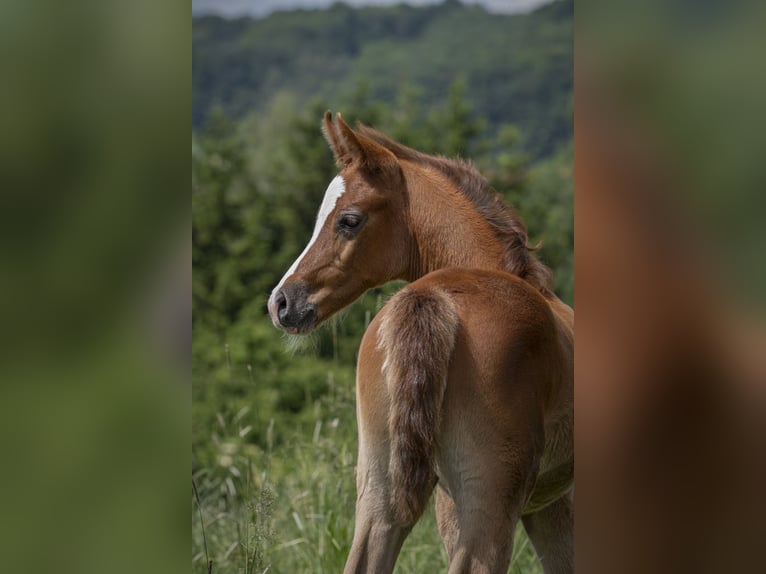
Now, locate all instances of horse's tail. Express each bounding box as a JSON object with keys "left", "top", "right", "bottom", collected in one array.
[{"left": 377, "top": 286, "right": 460, "bottom": 525}]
